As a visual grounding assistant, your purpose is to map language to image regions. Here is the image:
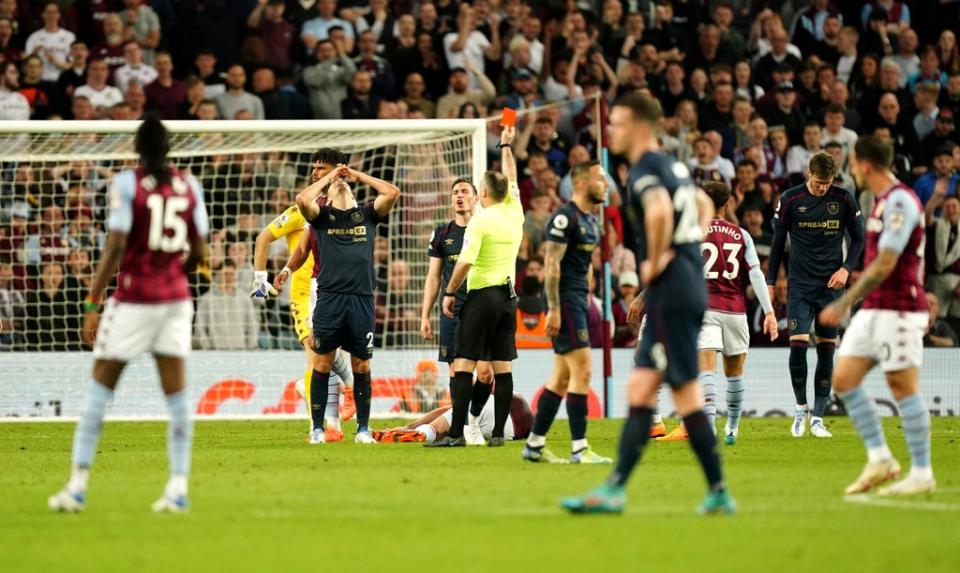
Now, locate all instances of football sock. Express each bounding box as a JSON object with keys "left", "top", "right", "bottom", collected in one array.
[
  {"left": 448, "top": 371, "right": 473, "bottom": 438},
  {"left": 416, "top": 424, "right": 437, "bottom": 444},
  {"left": 698, "top": 370, "right": 717, "bottom": 429},
  {"left": 492, "top": 373, "right": 513, "bottom": 438},
  {"left": 165, "top": 389, "right": 193, "bottom": 479},
  {"left": 813, "top": 342, "right": 835, "bottom": 417},
  {"left": 309, "top": 370, "right": 330, "bottom": 431},
  {"left": 354, "top": 372, "right": 372, "bottom": 432},
  {"left": 469, "top": 379, "right": 492, "bottom": 417},
  {"left": 303, "top": 368, "right": 312, "bottom": 410},
  {"left": 898, "top": 394, "right": 931, "bottom": 472},
  {"left": 725, "top": 375, "right": 745, "bottom": 431},
  {"left": 566, "top": 392, "right": 588, "bottom": 452},
  {"left": 652, "top": 384, "right": 663, "bottom": 424},
  {"left": 332, "top": 350, "right": 353, "bottom": 388},
  {"left": 608, "top": 406, "right": 654, "bottom": 488},
  {"left": 789, "top": 341, "right": 808, "bottom": 406},
  {"left": 684, "top": 410, "right": 725, "bottom": 492},
  {"left": 325, "top": 376, "right": 341, "bottom": 420},
  {"left": 838, "top": 386, "right": 890, "bottom": 461},
  {"left": 528, "top": 388, "right": 563, "bottom": 448},
  {"left": 69, "top": 379, "right": 112, "bottom": 492}
]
